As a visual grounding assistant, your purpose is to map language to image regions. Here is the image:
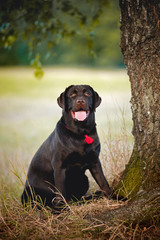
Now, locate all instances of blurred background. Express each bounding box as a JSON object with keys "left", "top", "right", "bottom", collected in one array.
[
  {"left": 0, "top": 1, "right": 124, "bottom": 68},
  {"left": 0, "top": 0, "right": 133, "bottom": 189}
]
